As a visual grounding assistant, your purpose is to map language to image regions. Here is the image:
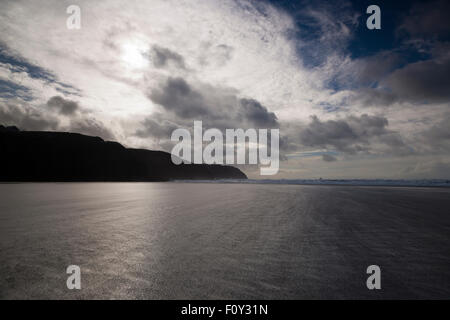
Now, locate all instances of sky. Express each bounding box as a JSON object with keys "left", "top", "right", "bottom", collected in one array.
[{"left": 0, "top": 0, "right": 449, "bottom": 179}]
